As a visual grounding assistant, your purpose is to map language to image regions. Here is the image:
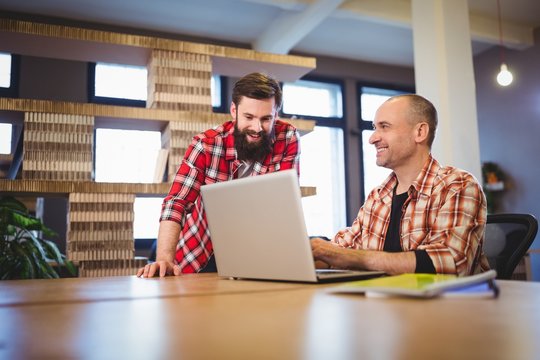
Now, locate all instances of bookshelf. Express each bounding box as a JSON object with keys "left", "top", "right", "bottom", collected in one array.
[{"left": 0, "top": 17, "right": 317, "bottom": 277}]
